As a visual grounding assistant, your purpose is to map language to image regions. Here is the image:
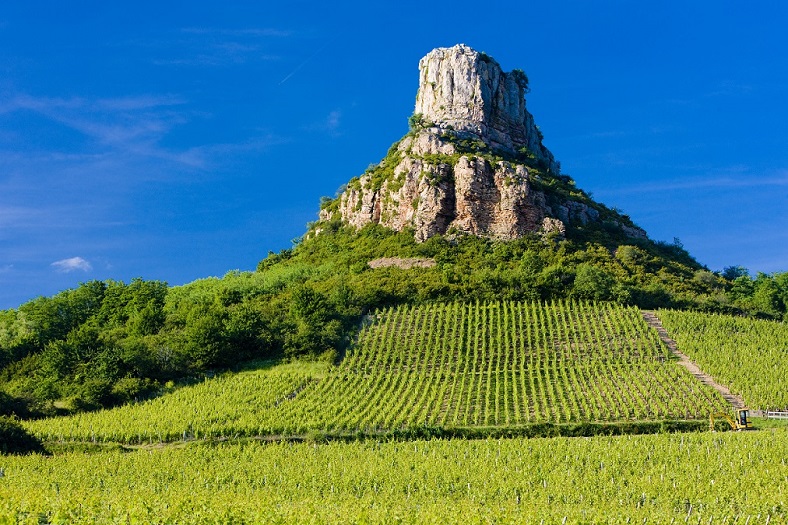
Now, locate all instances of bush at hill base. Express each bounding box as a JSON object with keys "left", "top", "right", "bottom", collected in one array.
[{"left": 0, "top": 415, "right": 45, "bottom": 455}]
